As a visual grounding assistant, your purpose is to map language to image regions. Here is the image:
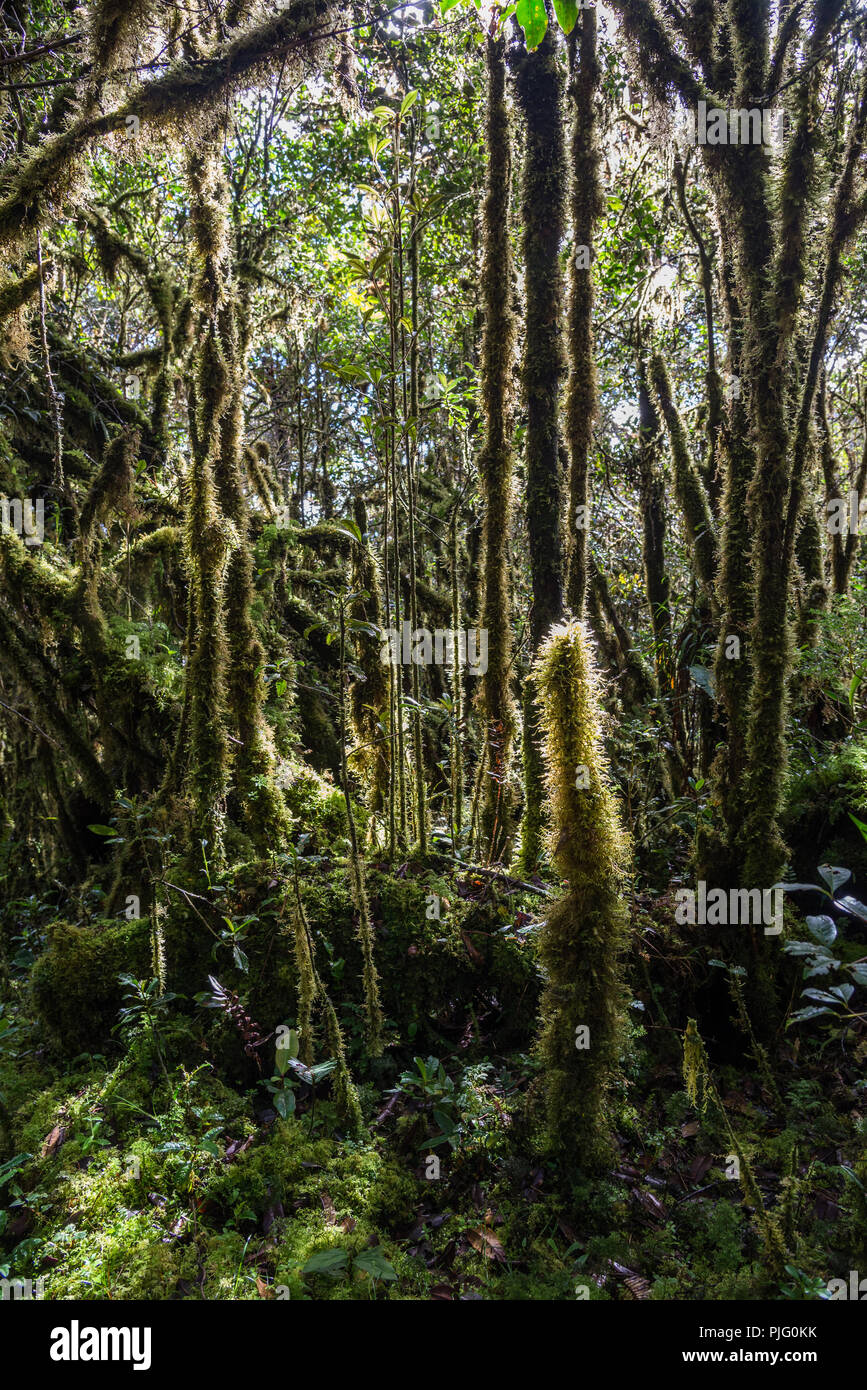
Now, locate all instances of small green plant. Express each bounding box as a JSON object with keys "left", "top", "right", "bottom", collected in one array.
[
  {"left": 301, "top": 1243, "right": 397, "bottom": 1290},
  {"left": 779, "top": 863, "right": 867, "bottom": 1037},
  {"left": 115, "top": 975, "right": 181, "bottom": 1080},
  {"left": 390, "top": 1055, "right": 461, "bottom": 1149},
  {"left": 215, "top": 913, "right": 257, "bottom": 974},
  {"left": 779, "top": 1264, "right": 833, "bottom": 1300},
  {"left": 263, "top": 1026, "right": 337, "bottom": 1119}
]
